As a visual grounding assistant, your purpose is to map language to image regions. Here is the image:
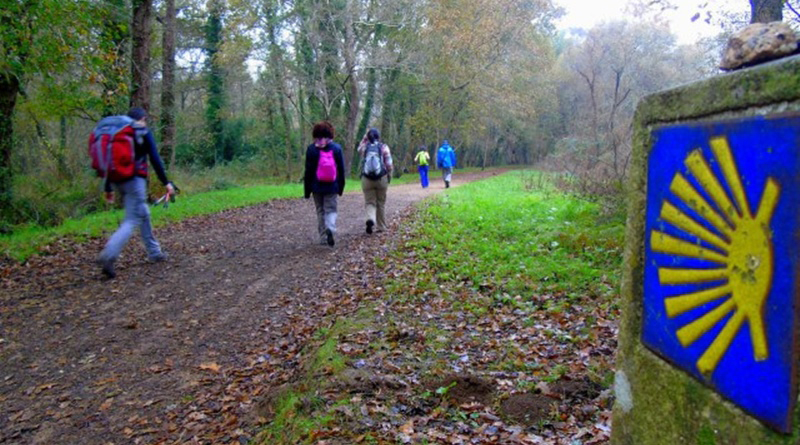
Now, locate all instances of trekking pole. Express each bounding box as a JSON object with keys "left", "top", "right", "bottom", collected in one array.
[
  {"left": 153, "top": 183, "right": 180, "bottom": 208},
  {"left": 153, "top": 194, "right": 170, "bottom": 208}
]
